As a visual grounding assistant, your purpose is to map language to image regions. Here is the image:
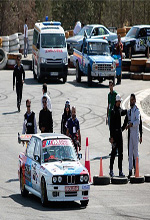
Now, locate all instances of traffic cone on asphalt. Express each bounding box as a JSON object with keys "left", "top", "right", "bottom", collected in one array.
[
  {"left": 99, "top": 157, "right": 103, "bottom": 177},
  {"left": 85, "top": 137, "right": 91, "bottom": 182},
  {"left": 135, "top": 157, "right": 139, "bottom": 178}
]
